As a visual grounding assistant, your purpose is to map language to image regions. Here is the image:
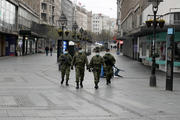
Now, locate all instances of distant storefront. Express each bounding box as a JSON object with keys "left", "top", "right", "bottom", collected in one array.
[
  {"left": 5, "top": 35, "right": 17, "bottom": 56},
  {"left": 0, "top": 0, "right": 18, "bottom": 57},
  {"left": 139, "top": 32, "right": 180, "bottom": 73}
]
